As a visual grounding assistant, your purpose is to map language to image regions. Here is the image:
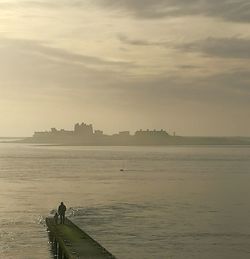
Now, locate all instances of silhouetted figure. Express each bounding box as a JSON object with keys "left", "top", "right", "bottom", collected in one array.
[
  {"left": 58, "top": 202, "right": 66, "bottom": 224},
  {"left": 54, "top": 212, "right": 59, "bottom": 224}
]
